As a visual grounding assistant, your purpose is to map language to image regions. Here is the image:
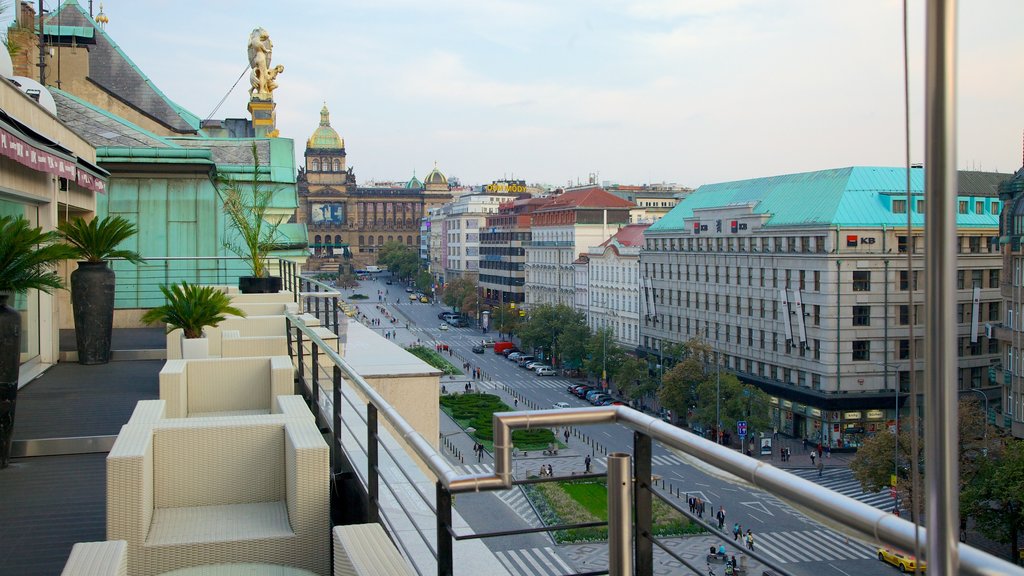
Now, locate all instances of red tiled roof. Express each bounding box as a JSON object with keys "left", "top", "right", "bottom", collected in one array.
[
  {"left": 599, "top": 223, "right": 650, "bottom": 248},
  {"left": 534, "top": 187, "right": 635, "bottom": 212}
]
